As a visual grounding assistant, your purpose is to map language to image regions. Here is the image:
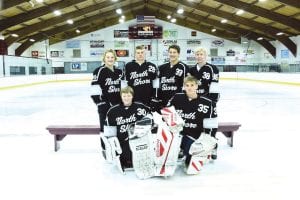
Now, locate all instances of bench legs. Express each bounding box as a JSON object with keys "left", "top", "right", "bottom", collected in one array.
[
  {"left": 221, "top": 132, "right": 234, "bottom": 147},
  {"left": 54, "top": 135, "right": 66, "bottom": 152}
]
